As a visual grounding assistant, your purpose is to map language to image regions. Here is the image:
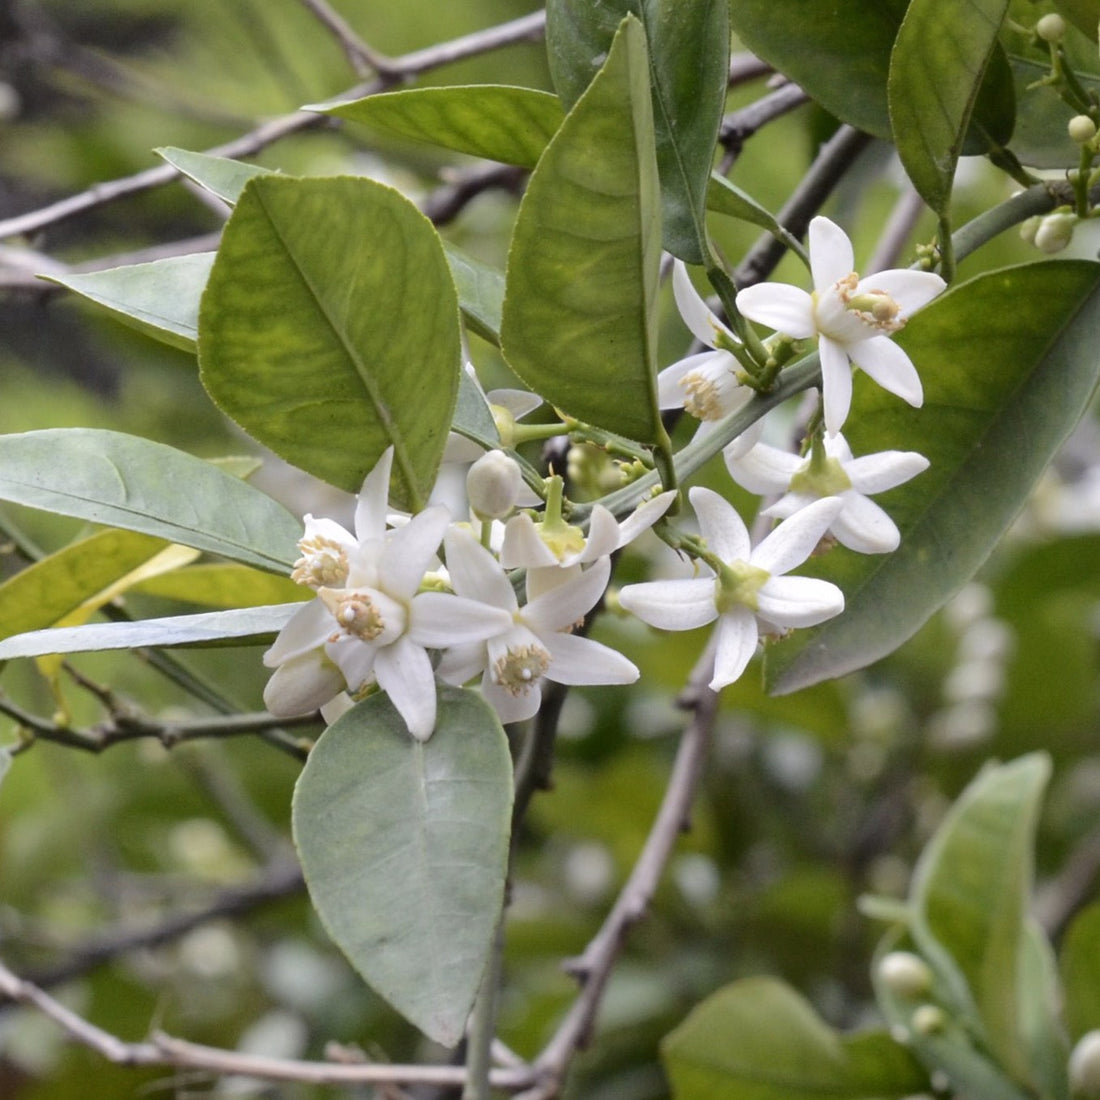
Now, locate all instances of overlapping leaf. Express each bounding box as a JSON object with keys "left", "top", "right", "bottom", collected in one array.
[{"left": 157, "top": 146, "right": 274, "bottom": 204}]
